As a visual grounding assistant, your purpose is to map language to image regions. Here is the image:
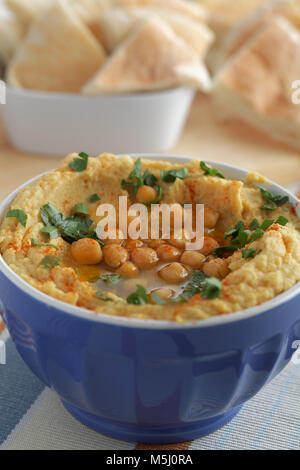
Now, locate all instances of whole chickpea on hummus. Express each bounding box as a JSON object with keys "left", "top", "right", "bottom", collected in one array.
[{"left": 1, "top": 153, "right": 300, "bottom": 324}]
